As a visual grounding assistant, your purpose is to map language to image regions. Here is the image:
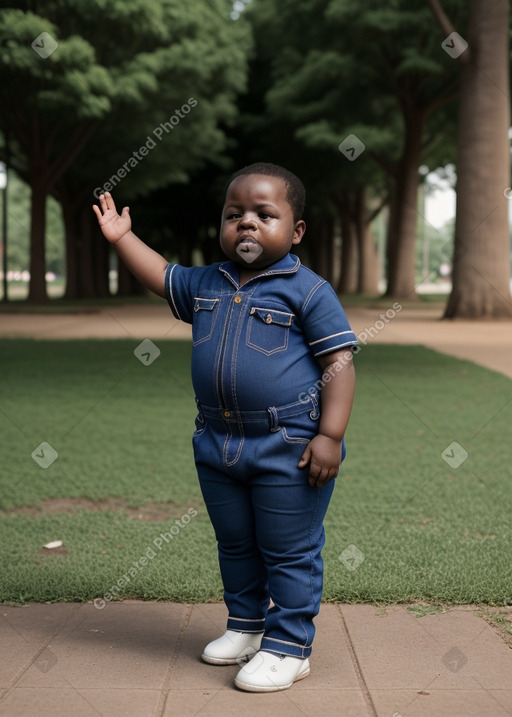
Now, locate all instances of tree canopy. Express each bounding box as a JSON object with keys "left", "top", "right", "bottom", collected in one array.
[
  {"left": 0, "top": 0, "right": 249, "bottom": 299},
  {"left": 0, "top": 0, "right": 510, "bottom": 317}
]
